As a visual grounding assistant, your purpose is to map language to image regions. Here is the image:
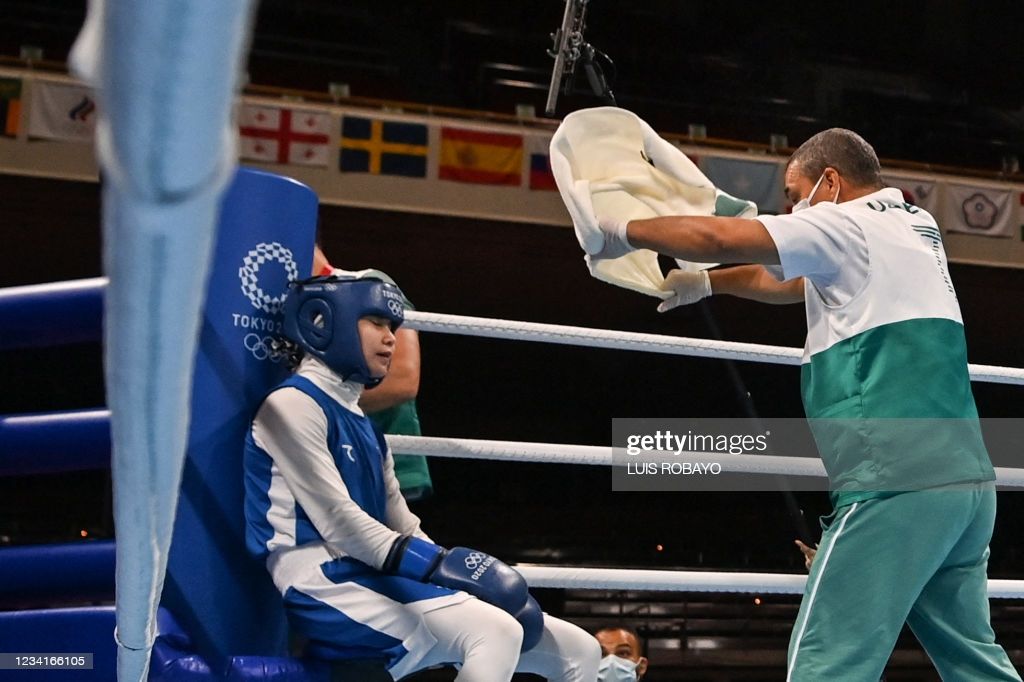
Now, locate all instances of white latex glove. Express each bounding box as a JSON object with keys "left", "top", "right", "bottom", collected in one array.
[
  {"left": 795, "top": 539, "right": 819, "bottom": 571},
  {"left": 591, "top": 217, "right": 634, "bottom": 261},
  {"left": 657, "top": 269, "right": 712, "bottom": 312}
]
